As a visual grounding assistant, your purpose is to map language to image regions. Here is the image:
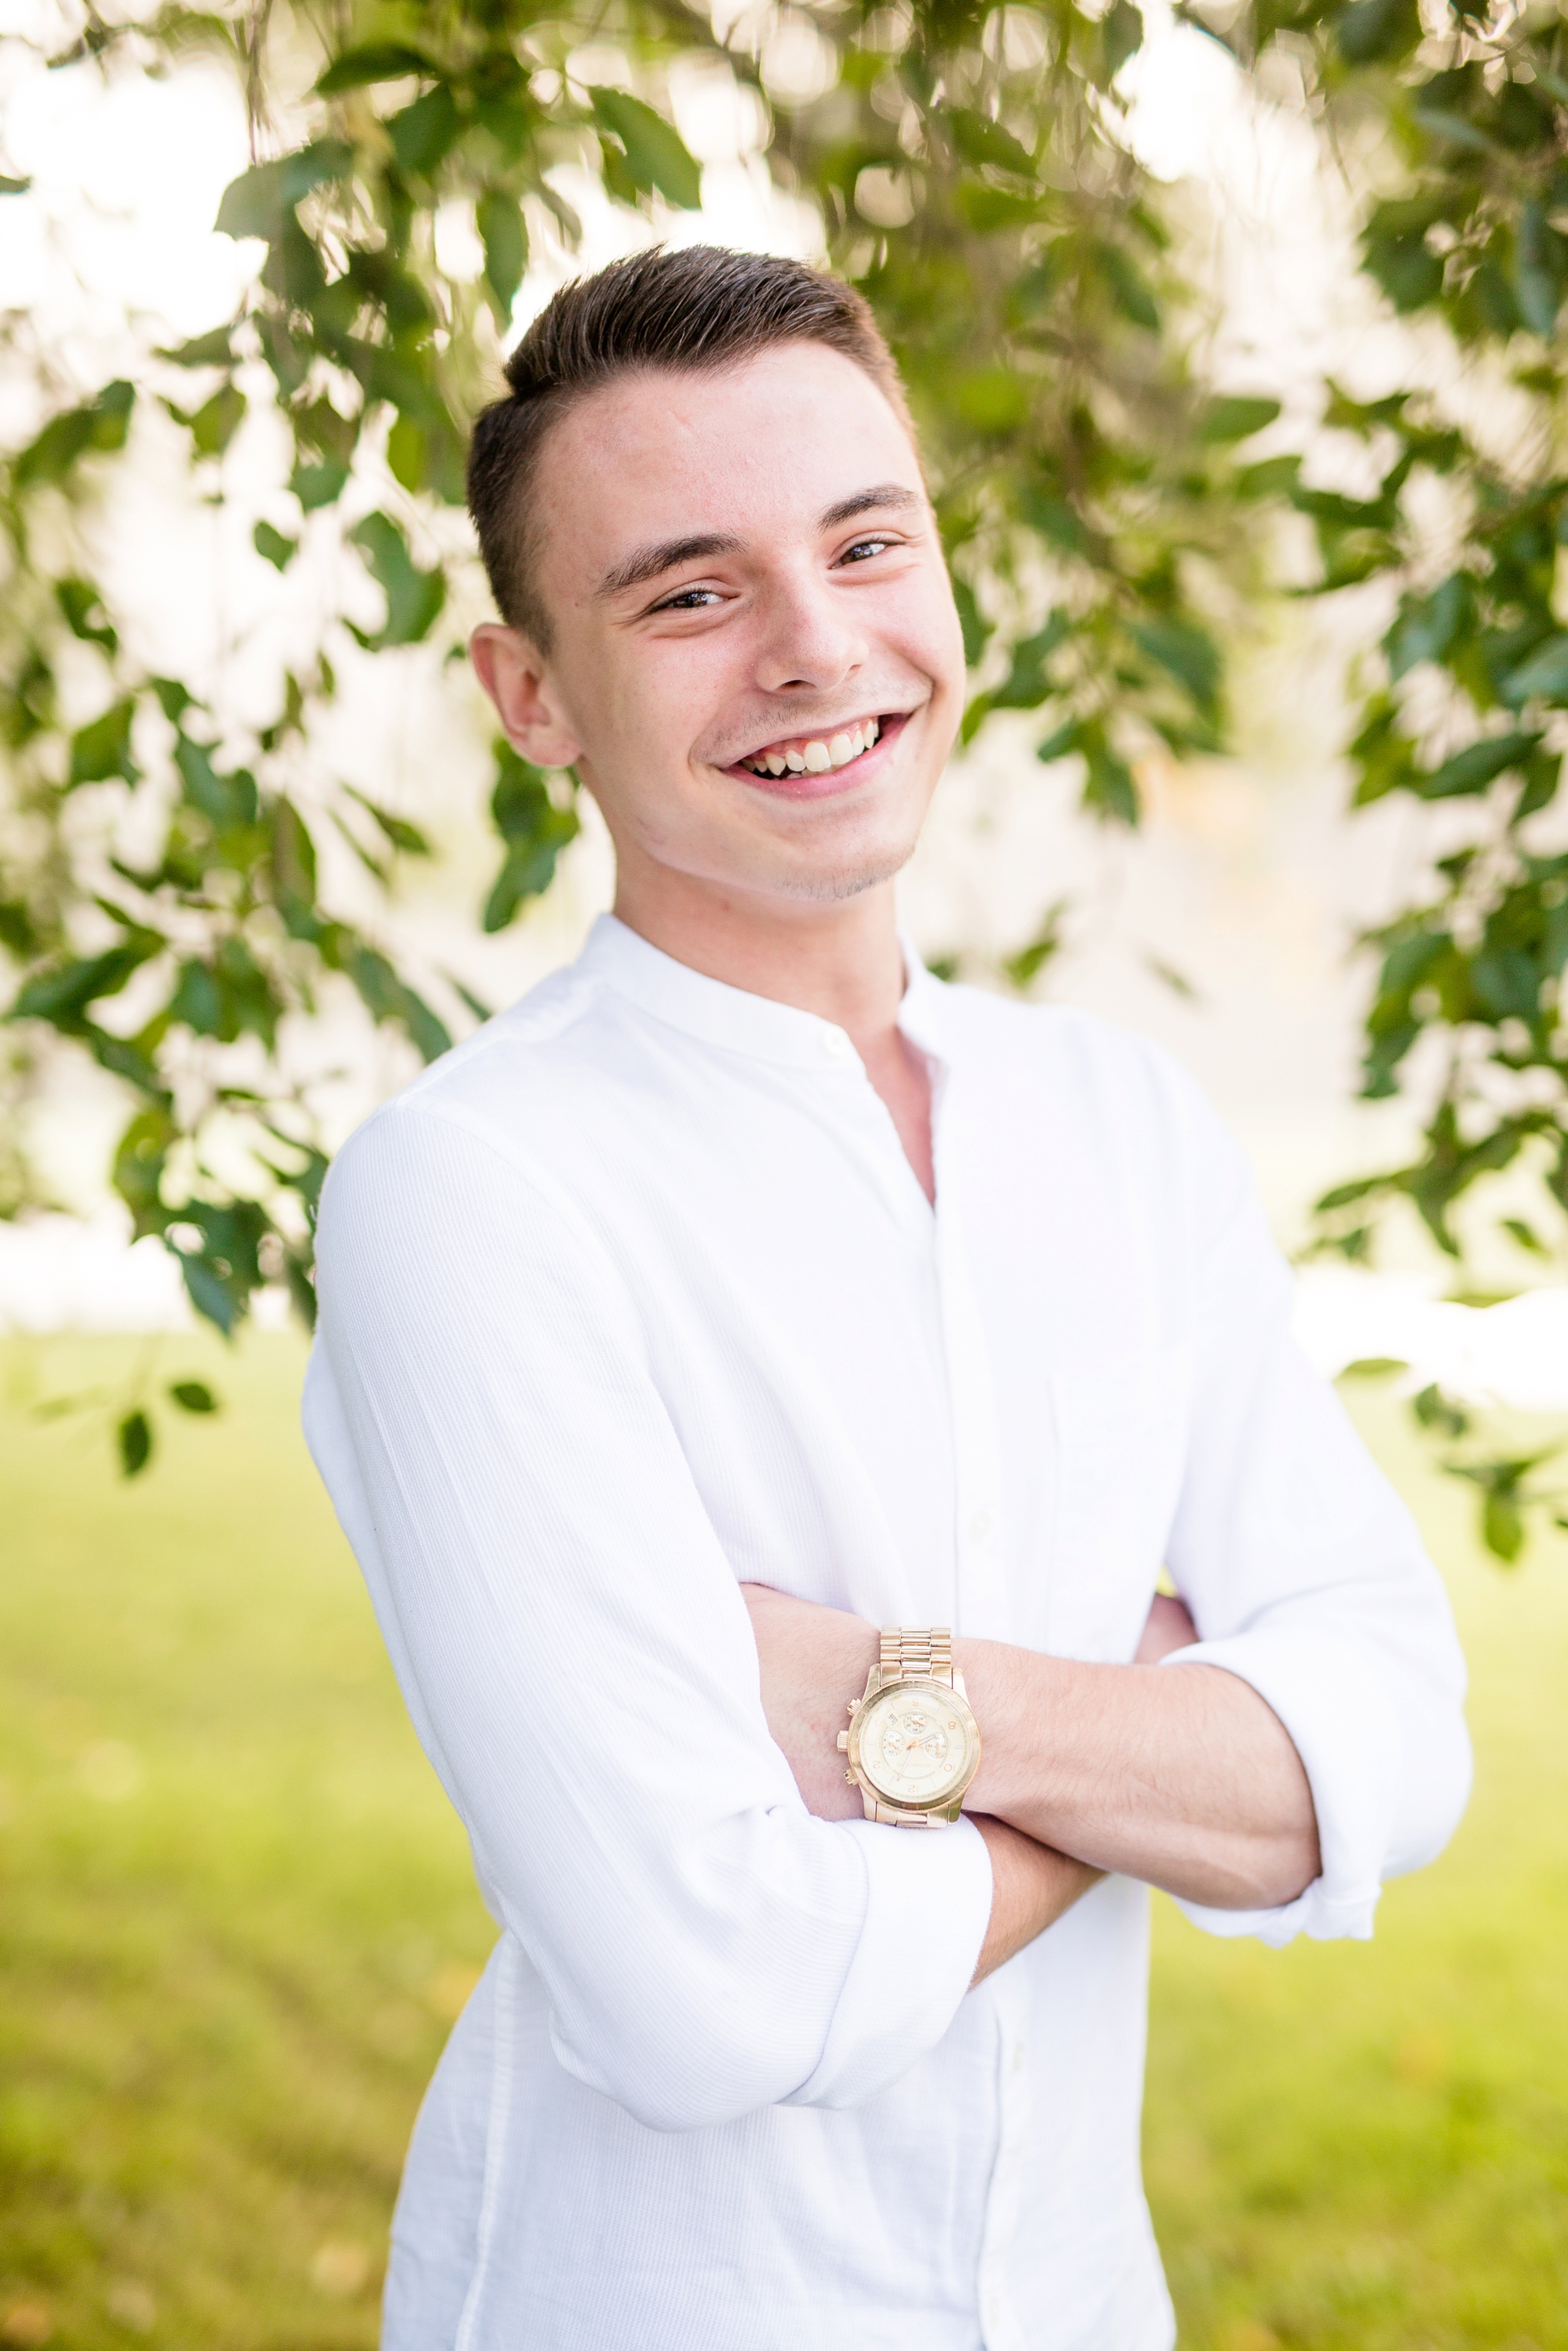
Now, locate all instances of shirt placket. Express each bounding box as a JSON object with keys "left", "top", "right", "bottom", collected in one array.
[{"left": 924, "top": 1050, "right": 1029, "bottom": 2349}]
